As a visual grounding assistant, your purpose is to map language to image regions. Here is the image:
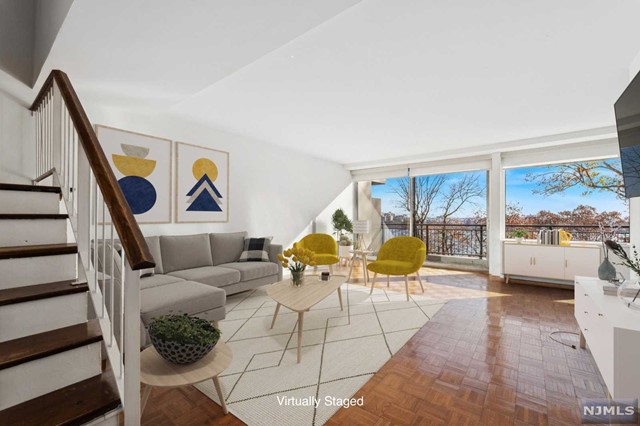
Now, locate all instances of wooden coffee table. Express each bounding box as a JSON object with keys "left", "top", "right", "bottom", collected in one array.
[
  {"left": 140, "top": 342, "right": 232, "bottom": 415},
  {"left": 267, "top": 275, "right": 346, "bottom": 363}
]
